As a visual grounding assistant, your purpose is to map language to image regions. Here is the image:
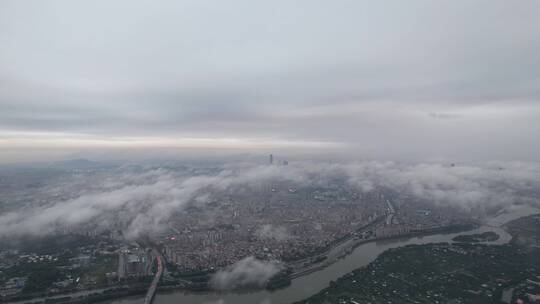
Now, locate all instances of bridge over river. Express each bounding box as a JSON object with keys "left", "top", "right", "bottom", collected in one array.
[{"left": 143, "top": 249, "right": 164, "bottom": 304}]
